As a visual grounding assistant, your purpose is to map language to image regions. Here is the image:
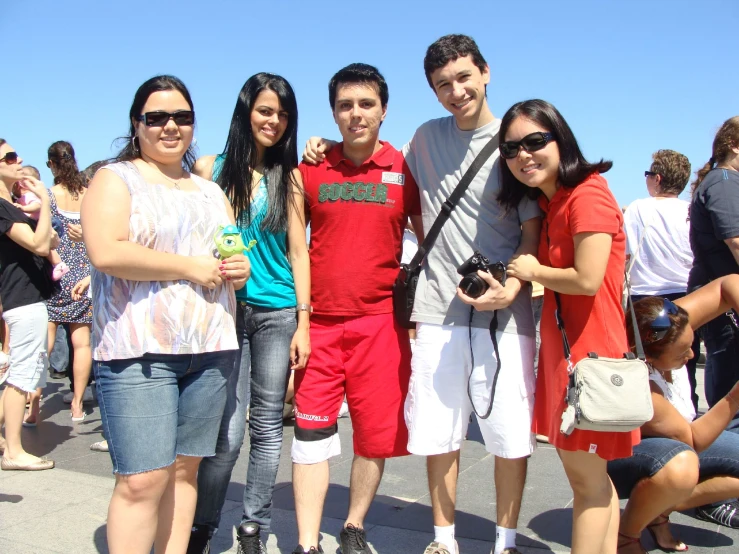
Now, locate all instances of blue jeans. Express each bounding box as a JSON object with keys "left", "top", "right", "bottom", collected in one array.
[
  {"left": 703, "top": 313, "right": 739, "bottom": 430},
  {"left": 608, "top": 432, "right": 739, "bottom": 499},
  {"left": 194, "top": 303, "right": 296, "bottom": 535},
  {"left": 94, "top": 350, "right": 235, "bottom": 475}
]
